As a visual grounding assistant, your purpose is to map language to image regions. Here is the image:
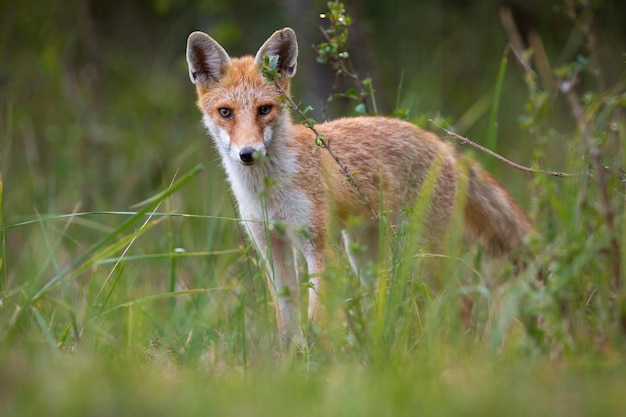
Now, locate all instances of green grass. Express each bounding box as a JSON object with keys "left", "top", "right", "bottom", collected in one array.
[
  {"left": 2, "top": 133, "right": 625, "bottom": 415},
  {"left": 1, "top": 351, "right": 625, "bottom": 416}
]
